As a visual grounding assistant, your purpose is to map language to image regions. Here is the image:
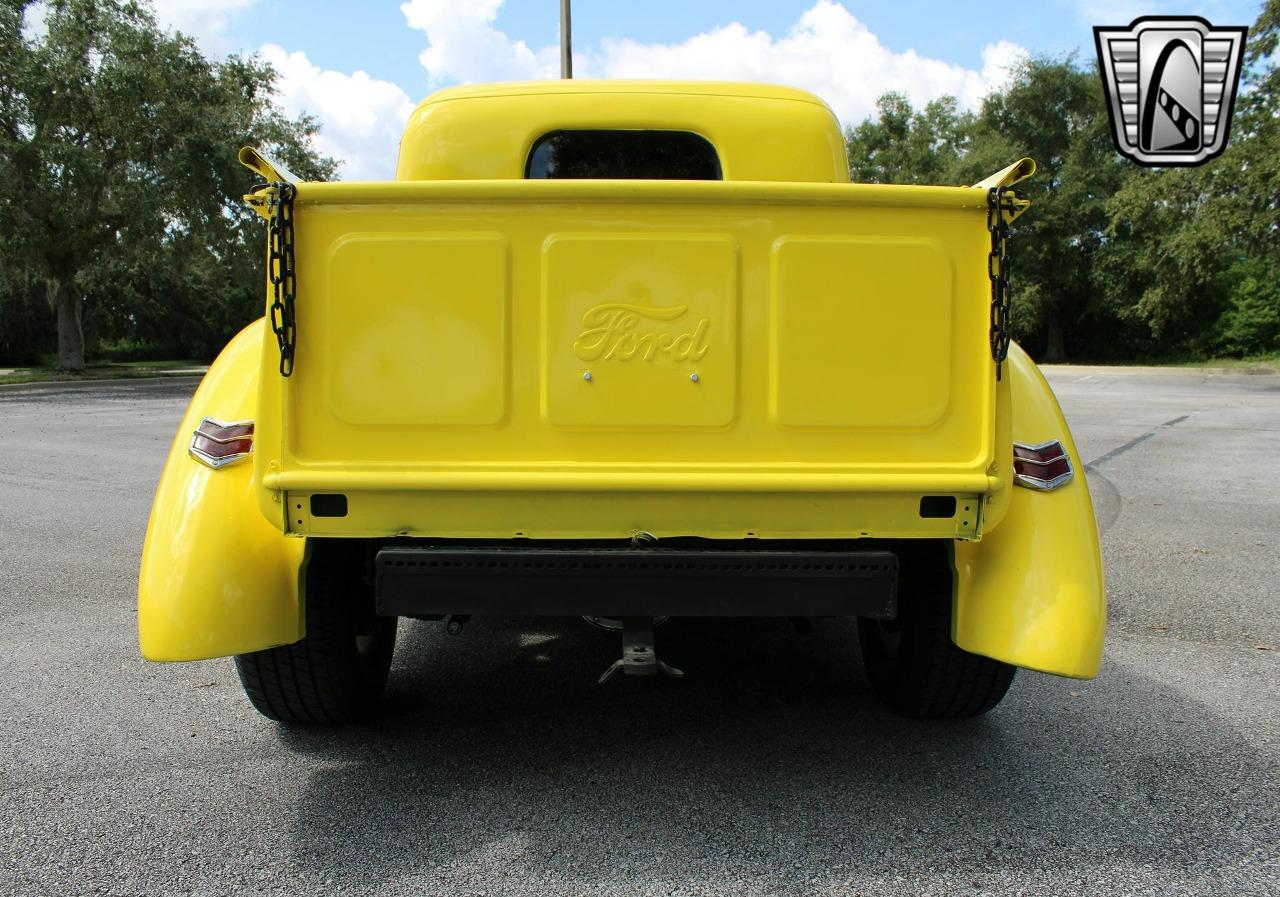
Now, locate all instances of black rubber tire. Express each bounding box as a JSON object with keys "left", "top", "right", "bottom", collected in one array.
[
  {"left": 858, "top": 548, "right": 1015, "bottom": 719},
  {"left": 234, "top": 542, "right": 396, "bottom": 724}
]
